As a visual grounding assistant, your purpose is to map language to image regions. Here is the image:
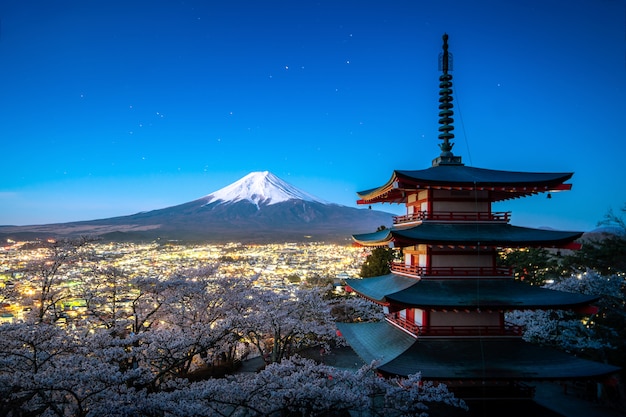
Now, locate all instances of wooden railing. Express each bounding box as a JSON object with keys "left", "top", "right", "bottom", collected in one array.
[
  {"left": 386, "top": 314, "right": 420, "bottom": 336},
  {"left": 421, "top": 325, "right": 523, "bottom": 337},
  {"left": 393, "top": 211, "right": 510, "bottom": 225},
  {"left": 386, "top": 314, "right": 523, "bottom": 337},
  {"left": 391, "top": 263, "right": 512, "bottom": 278}
]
